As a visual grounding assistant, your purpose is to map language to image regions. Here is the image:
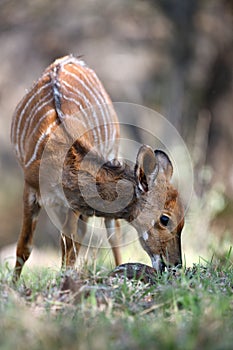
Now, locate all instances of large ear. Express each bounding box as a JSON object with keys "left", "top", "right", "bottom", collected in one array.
[
  {"left": 154, "top": 150, "right": 173, "bottom": 180},
  {"left": 135, "top": 145, "right": 158, "bottom": 192}
]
